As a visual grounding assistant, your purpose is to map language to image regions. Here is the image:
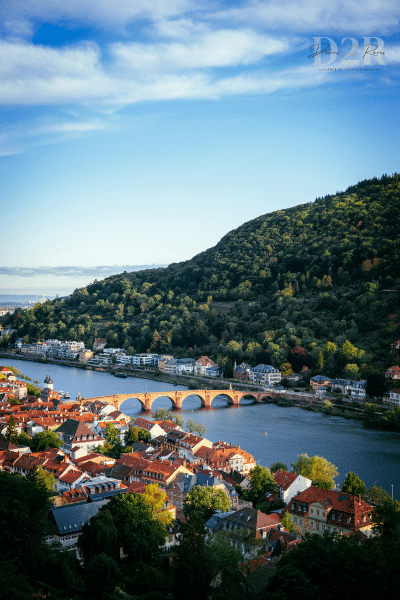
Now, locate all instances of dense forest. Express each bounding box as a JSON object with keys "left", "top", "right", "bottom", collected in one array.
[{"left": 3, "top": 174, "right": 400, "bottom": 380}]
